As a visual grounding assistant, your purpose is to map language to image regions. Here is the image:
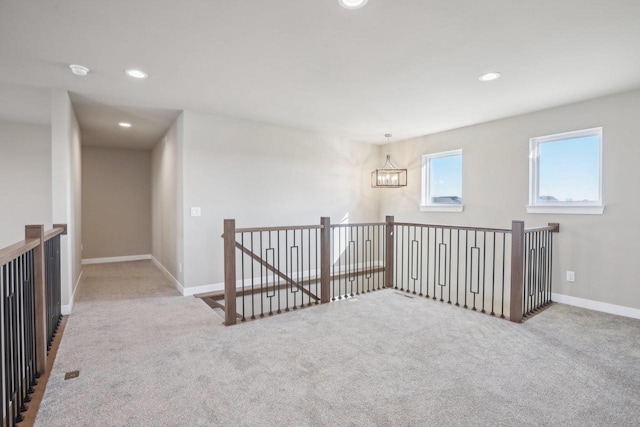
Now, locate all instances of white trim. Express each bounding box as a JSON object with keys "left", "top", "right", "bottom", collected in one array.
[
  {"left": 62, "top": 270, "right": 82, "bottom": 315},
  {"left": 420, "top": 204, "right": 464, "bottom": 213},
  {"left": 421, "top": 149, "right": 463, "bottom": 209},
  {"left": 529, "top": 127, "right": 603, "bottom": 209},
  {"left": 526, "top": 205, "right": 605, "bottom": 215},
  {"left": 552, "top": 293, "right": 640, "bottom": 320},
  {"left": 82, "top": 254, "right": 151, "bottom": 265},
  {"left": 151, "top": 256, "right": 184, "bottom": 295}
]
